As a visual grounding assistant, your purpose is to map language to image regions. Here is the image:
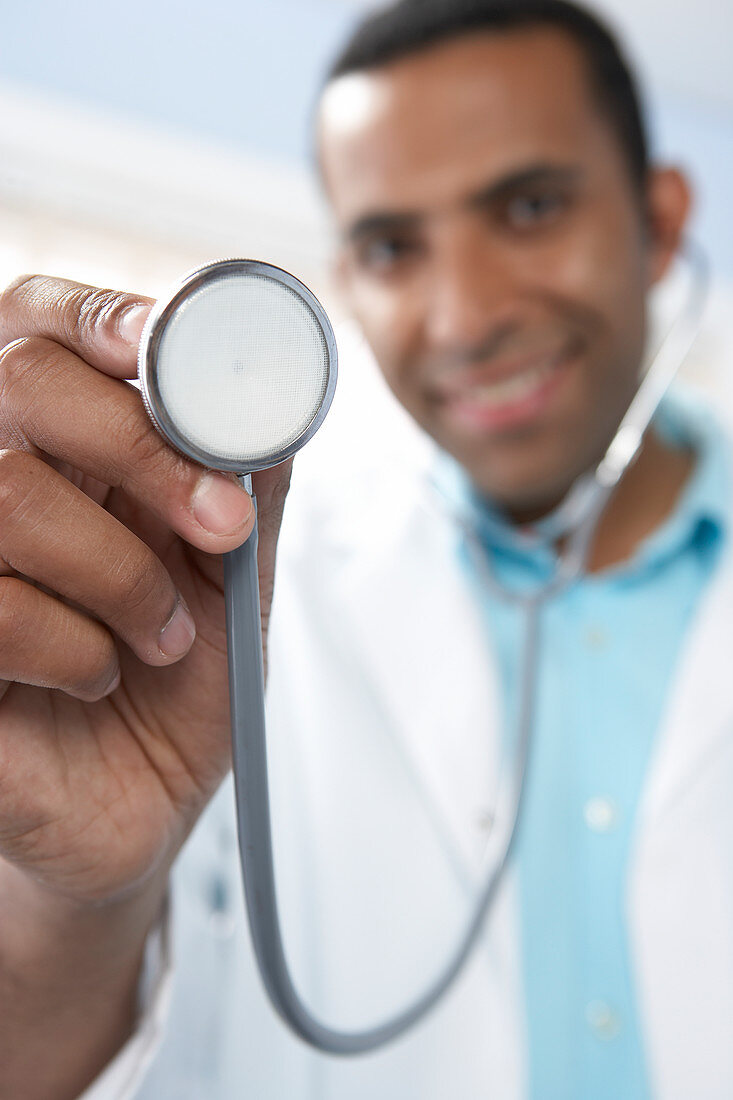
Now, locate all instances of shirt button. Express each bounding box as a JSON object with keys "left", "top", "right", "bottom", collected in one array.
[
  {"left": 584, "top": 626, "right": 607, "bottom": 649},
  {"left": 475, "top": 809, "right": 494, "bottom": 832},
  {"left": 585, "top": 1000, "right": 622, "bottom": 1039},
  {"left": 208, "top": 875, "right": 236, "bottom": 939},
  {"left": 583, "top": 796, "right": 619, "bottom": 832}
]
